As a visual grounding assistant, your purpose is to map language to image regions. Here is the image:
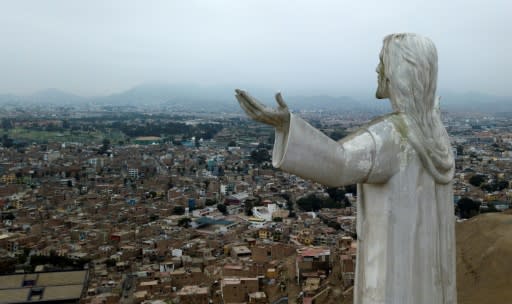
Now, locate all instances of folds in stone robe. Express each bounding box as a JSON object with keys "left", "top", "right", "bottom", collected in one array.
[{"left": 273, "top": 113, "right": 456, "bottom": 304}]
